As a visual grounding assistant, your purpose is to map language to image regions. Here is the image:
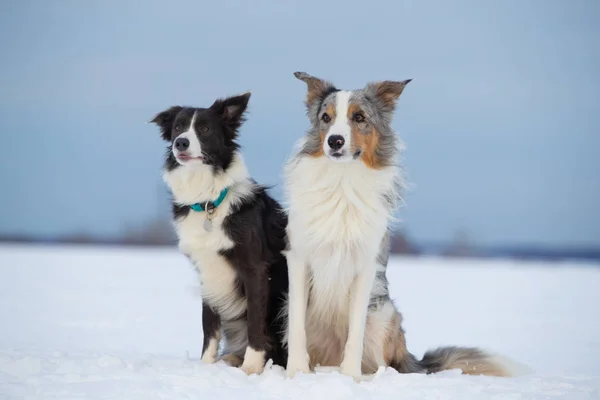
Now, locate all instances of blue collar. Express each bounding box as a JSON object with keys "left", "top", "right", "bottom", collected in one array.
[{"left": 189, "top": 187, "right": 229, "bottom": 212}]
